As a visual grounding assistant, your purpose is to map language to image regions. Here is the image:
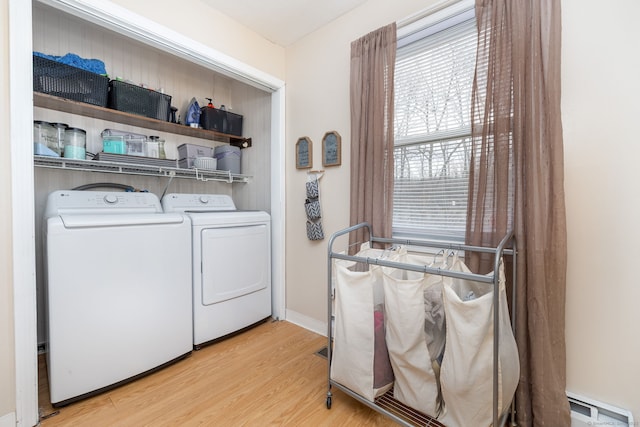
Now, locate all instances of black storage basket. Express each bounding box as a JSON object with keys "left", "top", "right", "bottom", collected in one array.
[
  {"left": 200, "top": 107, "right": 243, "bottom": 136},
  {"left": 200, "top": 107, "right": 226, "bottom": 133},
  {"left": 108, "top": 80, "right": 172, "bottom": 122},
  {"left": 33, "top": 55, "right": 109, "bottom": 107},
  {"left": 225, "top": 111, "right": 243, "bottom": 137}
]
